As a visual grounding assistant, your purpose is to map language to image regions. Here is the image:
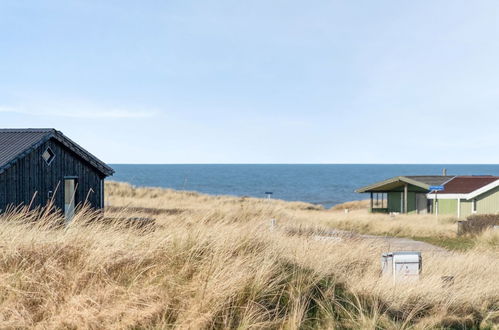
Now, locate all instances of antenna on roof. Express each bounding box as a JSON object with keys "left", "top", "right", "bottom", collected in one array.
[{"left": 442, "top": 168, "right": 447, "bottom": 176}]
